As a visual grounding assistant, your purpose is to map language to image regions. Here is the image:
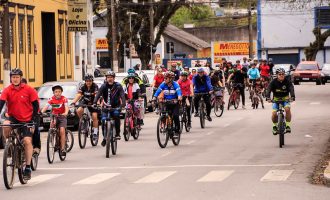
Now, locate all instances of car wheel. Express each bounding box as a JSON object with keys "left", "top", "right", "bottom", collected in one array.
[
  {"left": 0, "top": 129, "right": 5, "bottom": 149},
  {"left": 294, "top": 80, "right": 300, "bottom": 85},
  {"left": 316, "top": 79, "right": 321, "bottom": 85}
]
